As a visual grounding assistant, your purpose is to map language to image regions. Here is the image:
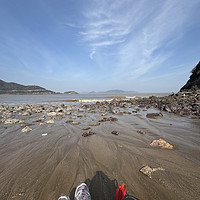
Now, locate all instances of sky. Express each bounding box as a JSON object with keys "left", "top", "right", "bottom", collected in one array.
[{"left": 0, "top": 0, "right": 200, "bottom": 93}]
